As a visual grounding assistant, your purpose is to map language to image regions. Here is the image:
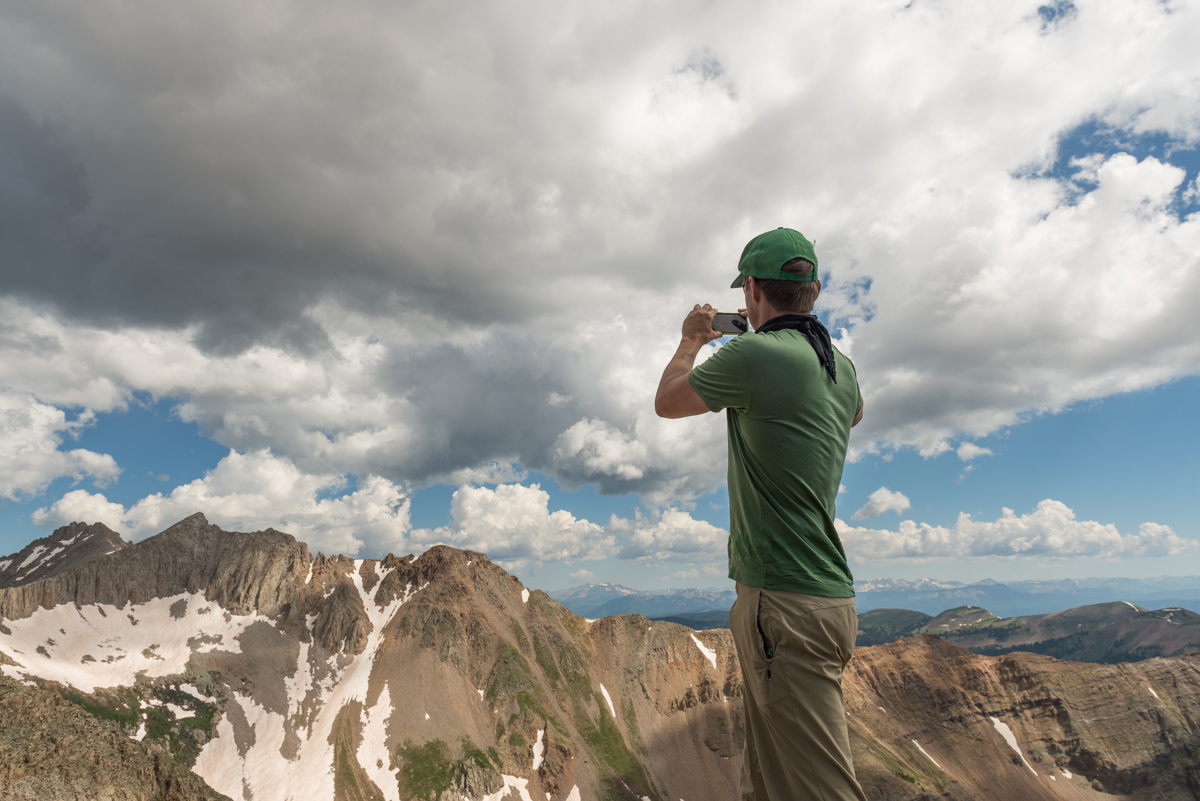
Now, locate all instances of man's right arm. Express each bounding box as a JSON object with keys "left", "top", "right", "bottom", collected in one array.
[{"left": 655, "top": 304, "right": 721, "bottom": 419}]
